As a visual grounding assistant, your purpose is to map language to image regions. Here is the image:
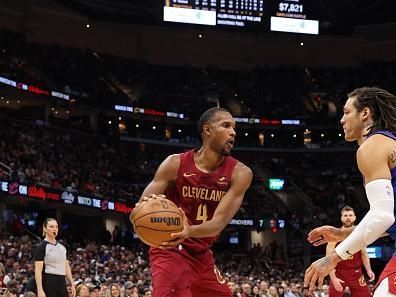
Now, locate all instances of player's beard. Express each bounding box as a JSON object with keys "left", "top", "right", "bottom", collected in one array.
[
  {"left": 220, "top": 145, "right": 231, "bottom": 156},
  {"left": 343, "top": 222, "right": 353, "bottom": 228}
]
